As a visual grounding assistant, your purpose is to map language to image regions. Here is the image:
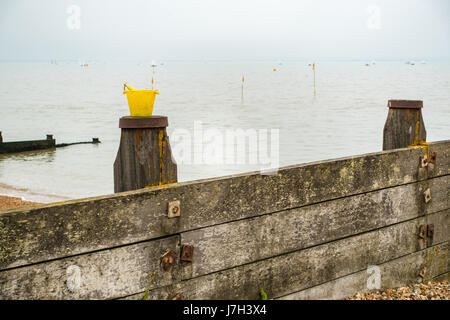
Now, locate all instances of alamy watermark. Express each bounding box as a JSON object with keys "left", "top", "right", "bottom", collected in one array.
[
  {"left": 366, "top": 5, "right": 381, "bottom": 30},
  {"left": 66, "top": 5, "right": 81, "bottom": 30},
  {"left": 171, "top": 121, "right": 280, "bottom": 174},
  {"left": 66, "top": 265, "right": 82, "bottom": 292},
  {"left": 366, "top": 265, "right": 381, "bottom": 290}
]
